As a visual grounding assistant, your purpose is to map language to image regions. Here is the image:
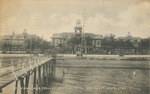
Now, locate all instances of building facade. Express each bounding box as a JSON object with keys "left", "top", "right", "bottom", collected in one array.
[
  {"left": 52, "top": 21, "right": 149, "bottom": 54},
  {"left": 117, "top": 32, "right": 142, "bottom": 54},
  {"left": 92, "top": 35, "right": 103, "bottom": 53},
  {"left": 0, "top": 30, "right": 41, "bottom": 53},
  {"left": 52, "top": 21, "right": 103, "bottom": 54}
]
